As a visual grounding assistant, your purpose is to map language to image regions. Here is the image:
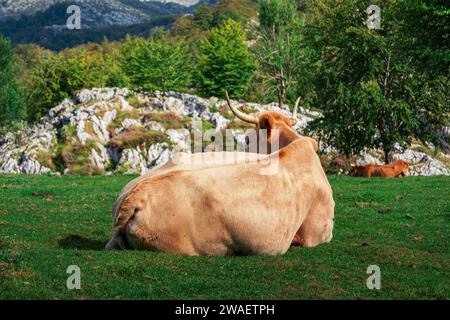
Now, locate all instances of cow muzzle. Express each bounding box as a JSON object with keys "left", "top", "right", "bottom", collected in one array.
[{"left": 105, "top": 234, "right": 131, "bottom": 250}]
